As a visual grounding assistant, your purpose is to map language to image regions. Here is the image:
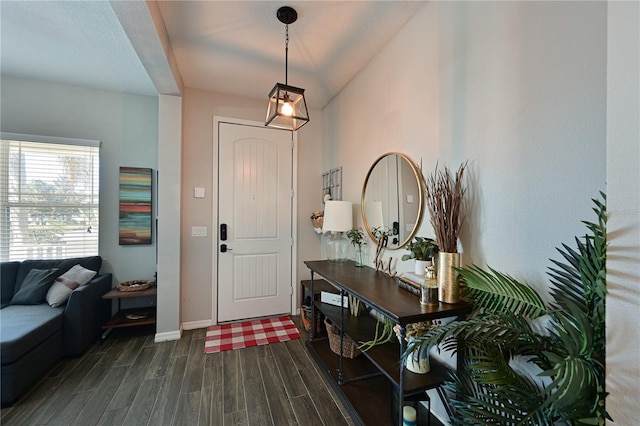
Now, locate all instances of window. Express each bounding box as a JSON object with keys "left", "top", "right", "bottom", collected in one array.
[{"left": 0, "top": 133, "right": 100, "bottom": 261}]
